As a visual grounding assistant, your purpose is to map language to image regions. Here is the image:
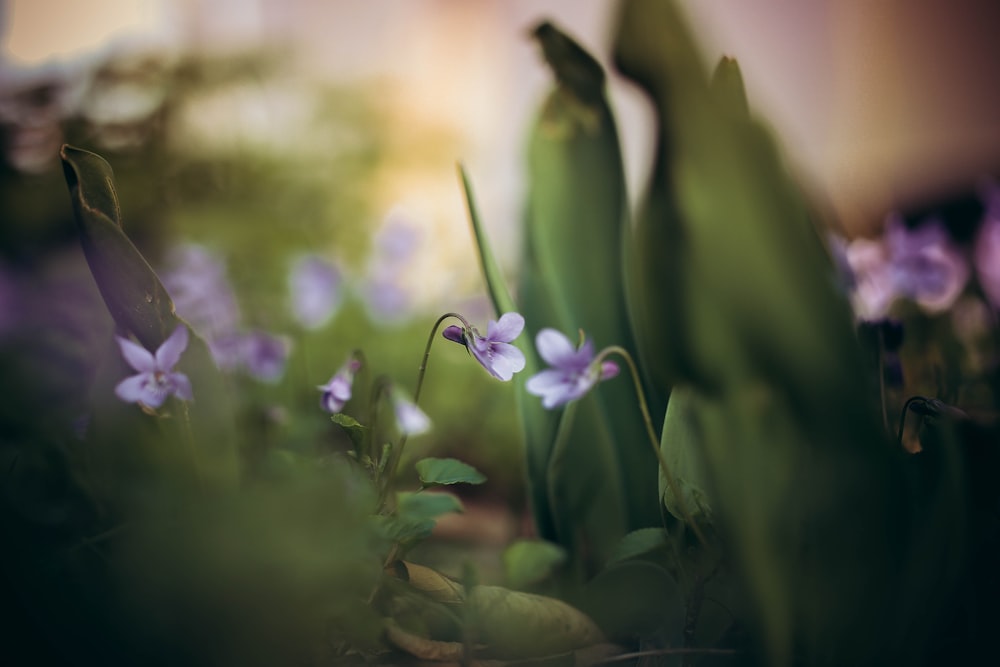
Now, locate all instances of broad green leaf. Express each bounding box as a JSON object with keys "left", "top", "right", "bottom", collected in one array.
[
  {"left": 60, "top": 145, "right": 178, "bottom": 349},
  {"left": 414, "top": 457, "right": 486, "bottom": 487},
  {"left": 397, "top": 491, "right": 464, "bottom": 521},
  {"left": 502, "top": 539, "right": 567, "bottom": 590},
  {"left": 710, "top": 55, "right": 749, "bottom": 118},
  {"left": 612, "top": 2, "right": 910, "bottom": 664},
  {"left": 527, "top": 21, "right": 659, "bottom": 532},
  {"left": 372, "top": 515, "right": 435, "bottom": 545},
  {"left": 607, "top": 527, "right": 668, "bottom": 566}
]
